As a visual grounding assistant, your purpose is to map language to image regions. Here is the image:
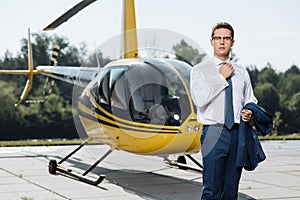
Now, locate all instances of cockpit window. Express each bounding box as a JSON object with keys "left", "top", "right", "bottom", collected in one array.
[
  {"left": 93, "top": 60, "right": 192, "bottom": 126},
  {"left": 110, "top": 67, "right": 128, "bottom": 110},
  {"left": 96, "top": 66, "right": 128, "bottom": 111},
  {"left": 127, "top": 60, "right": 191, "bottom": 126},
  {"left": 98, "top": 70, "right": 110, "bottom": 105},
  {"left": 166, "top": 59, "right": 191, "bottom": 87},
  {"left": 94, "top": 66, "right": 131, "bottom": 119}
]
